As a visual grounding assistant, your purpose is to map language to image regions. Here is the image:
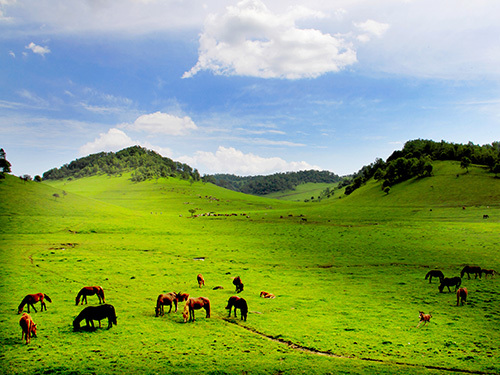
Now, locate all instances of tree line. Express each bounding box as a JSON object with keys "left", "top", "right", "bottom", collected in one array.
[
  {"left": 342, "top": 139, "right": 500, "bottom": 195},
  {"left": 42, "top": 146, "right": 201, "bottom": 182},
  {"left": 203, "top": 170, "right": 342, "bottom": 196}
]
